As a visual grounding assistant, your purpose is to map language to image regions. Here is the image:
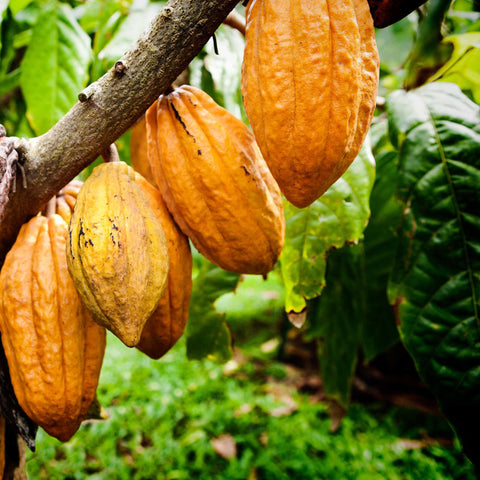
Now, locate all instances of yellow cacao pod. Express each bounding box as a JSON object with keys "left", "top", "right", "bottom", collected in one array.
[
  {"left": 241, "top": 0, "right": 379, "bottom": 208},
  {"left": 134, "top": 173, "right": 192, "bottom": 359},
  {"left": 0, "top": 214, "right": 106, "bottom": 442},
  {"left": 67, "top": 161, "right": 169, "bottom": 347},
  {"left": 145, "top": 85, "right": 285, "bottom": 275}
]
